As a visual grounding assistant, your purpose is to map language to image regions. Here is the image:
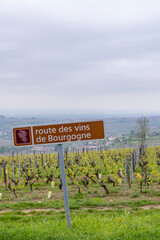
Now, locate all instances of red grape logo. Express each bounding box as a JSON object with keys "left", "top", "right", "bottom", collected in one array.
[
  {"left": 18, "top": 130, "right": 28, "bottom": 143},
  {"left": 15, "top": 128, "right": 31, "bottom": 145}
]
